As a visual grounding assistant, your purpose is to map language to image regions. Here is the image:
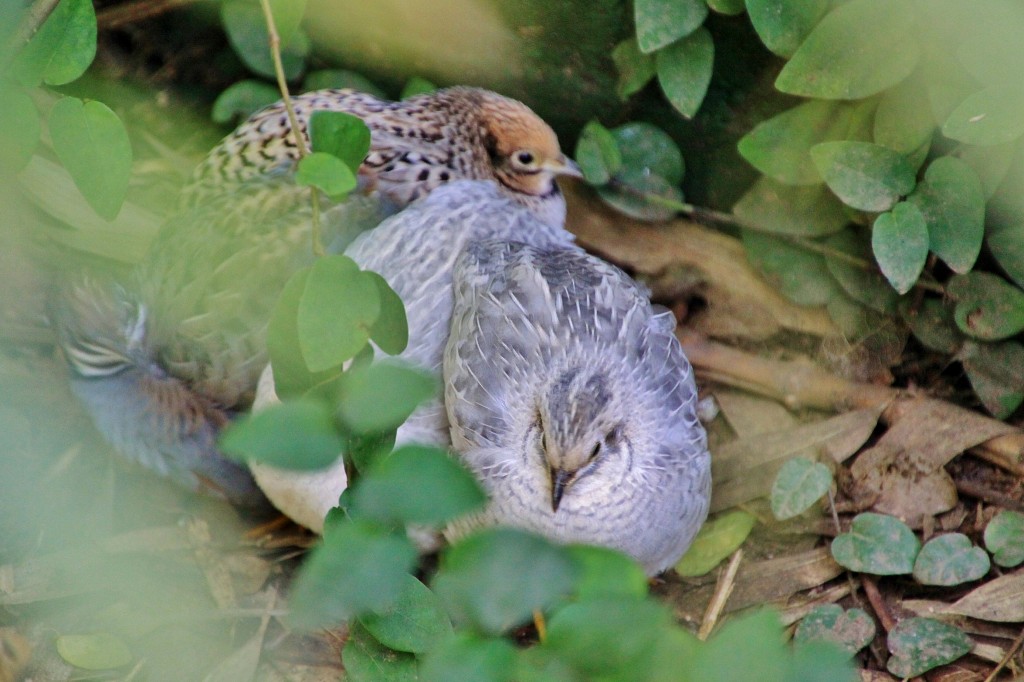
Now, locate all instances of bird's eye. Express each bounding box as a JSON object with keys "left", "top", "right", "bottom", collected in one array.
[
  {"left": 588, "top": 442, "right": 601, "bottom": 461},
  {"left": 515, "top": 150, "right": 536, "bottom": 167},
  {"left": 541, "top": 432, "right": 547, "bottom": 452}
]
